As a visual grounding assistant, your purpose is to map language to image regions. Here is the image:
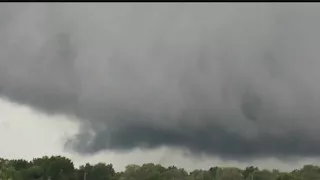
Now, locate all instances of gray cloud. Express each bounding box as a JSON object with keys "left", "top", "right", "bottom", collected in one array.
[{"left": 1, "top": 3, "right": 320, "bottom": 160}]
